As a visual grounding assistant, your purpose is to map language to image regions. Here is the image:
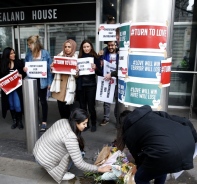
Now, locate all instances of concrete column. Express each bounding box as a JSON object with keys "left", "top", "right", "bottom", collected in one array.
[{"left": 119, "top": 0, "right": 175, "bottom": 113}]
